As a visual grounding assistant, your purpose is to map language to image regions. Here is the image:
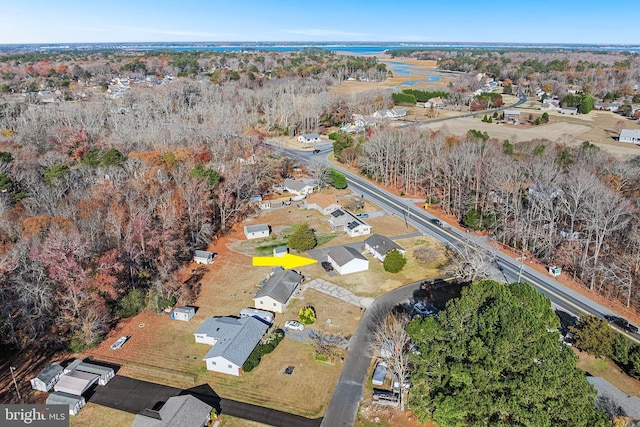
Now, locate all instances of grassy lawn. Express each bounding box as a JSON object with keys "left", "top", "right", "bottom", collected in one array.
[
  {"left": 70, "top": 403, "right": 135, "bottom": 427},
  {"left": 574, "top": 348, "right": 640, "bottom": 397}
]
